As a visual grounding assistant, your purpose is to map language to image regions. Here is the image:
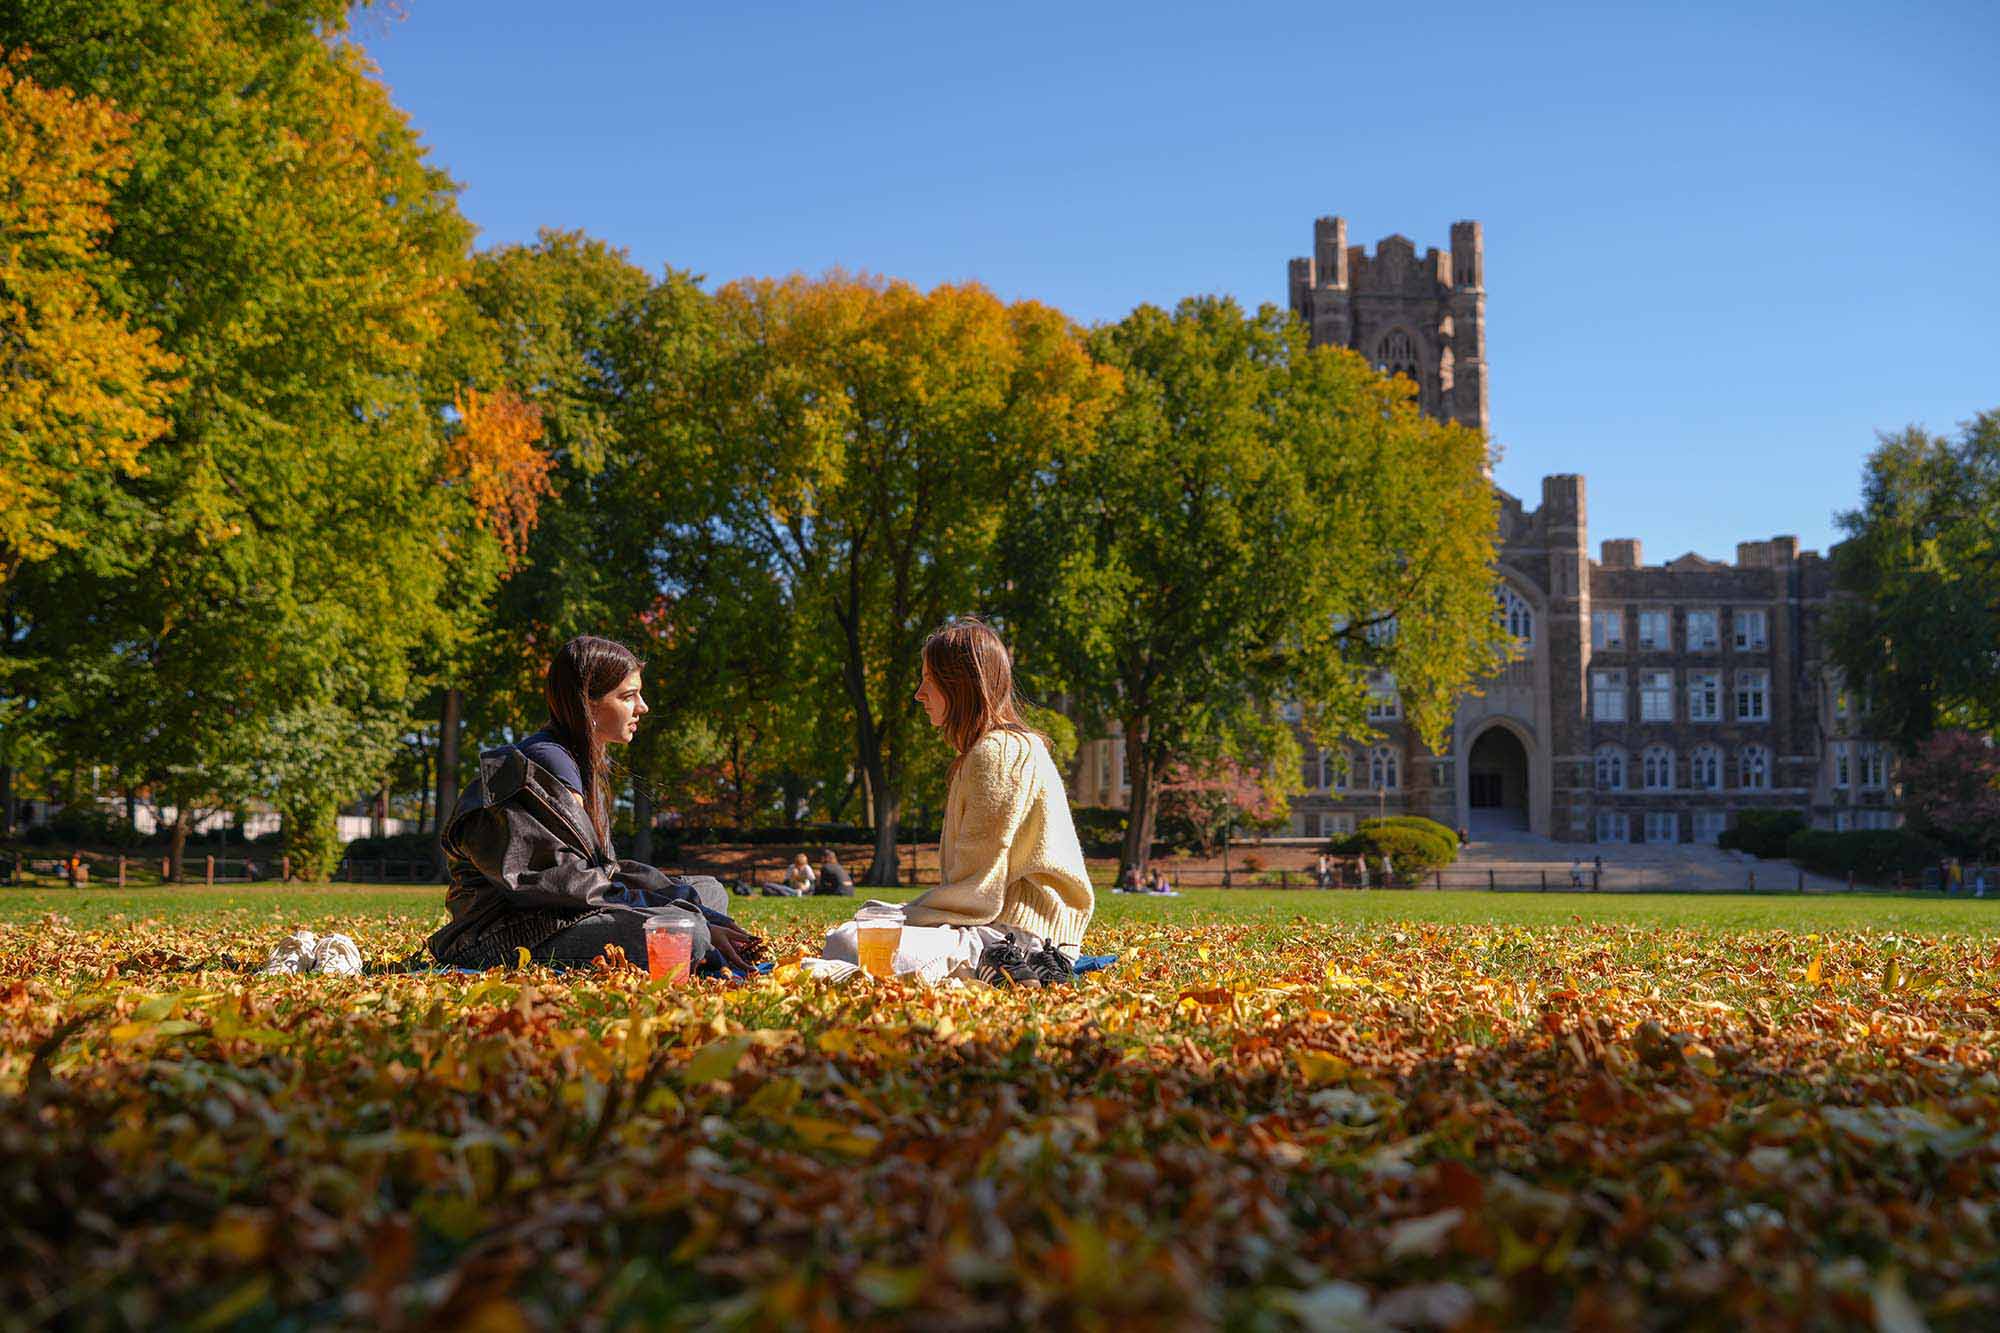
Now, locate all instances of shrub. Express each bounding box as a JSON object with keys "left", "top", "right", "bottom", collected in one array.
[
  {"left": 282, "top": 797, "right": 344, "bottom": 882},
  {"left": 1784, "top": 827, "right": 1940, "bottom": 880},
  {"left": 1070, "top": 806, "right": 1128, "bottom": 857},
  {"left": 1718, "top": 810, "right": 1808, "bottom": 859},
  {"left": 1330, "top": 817, "right": 1459, "bottom": 885}
]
